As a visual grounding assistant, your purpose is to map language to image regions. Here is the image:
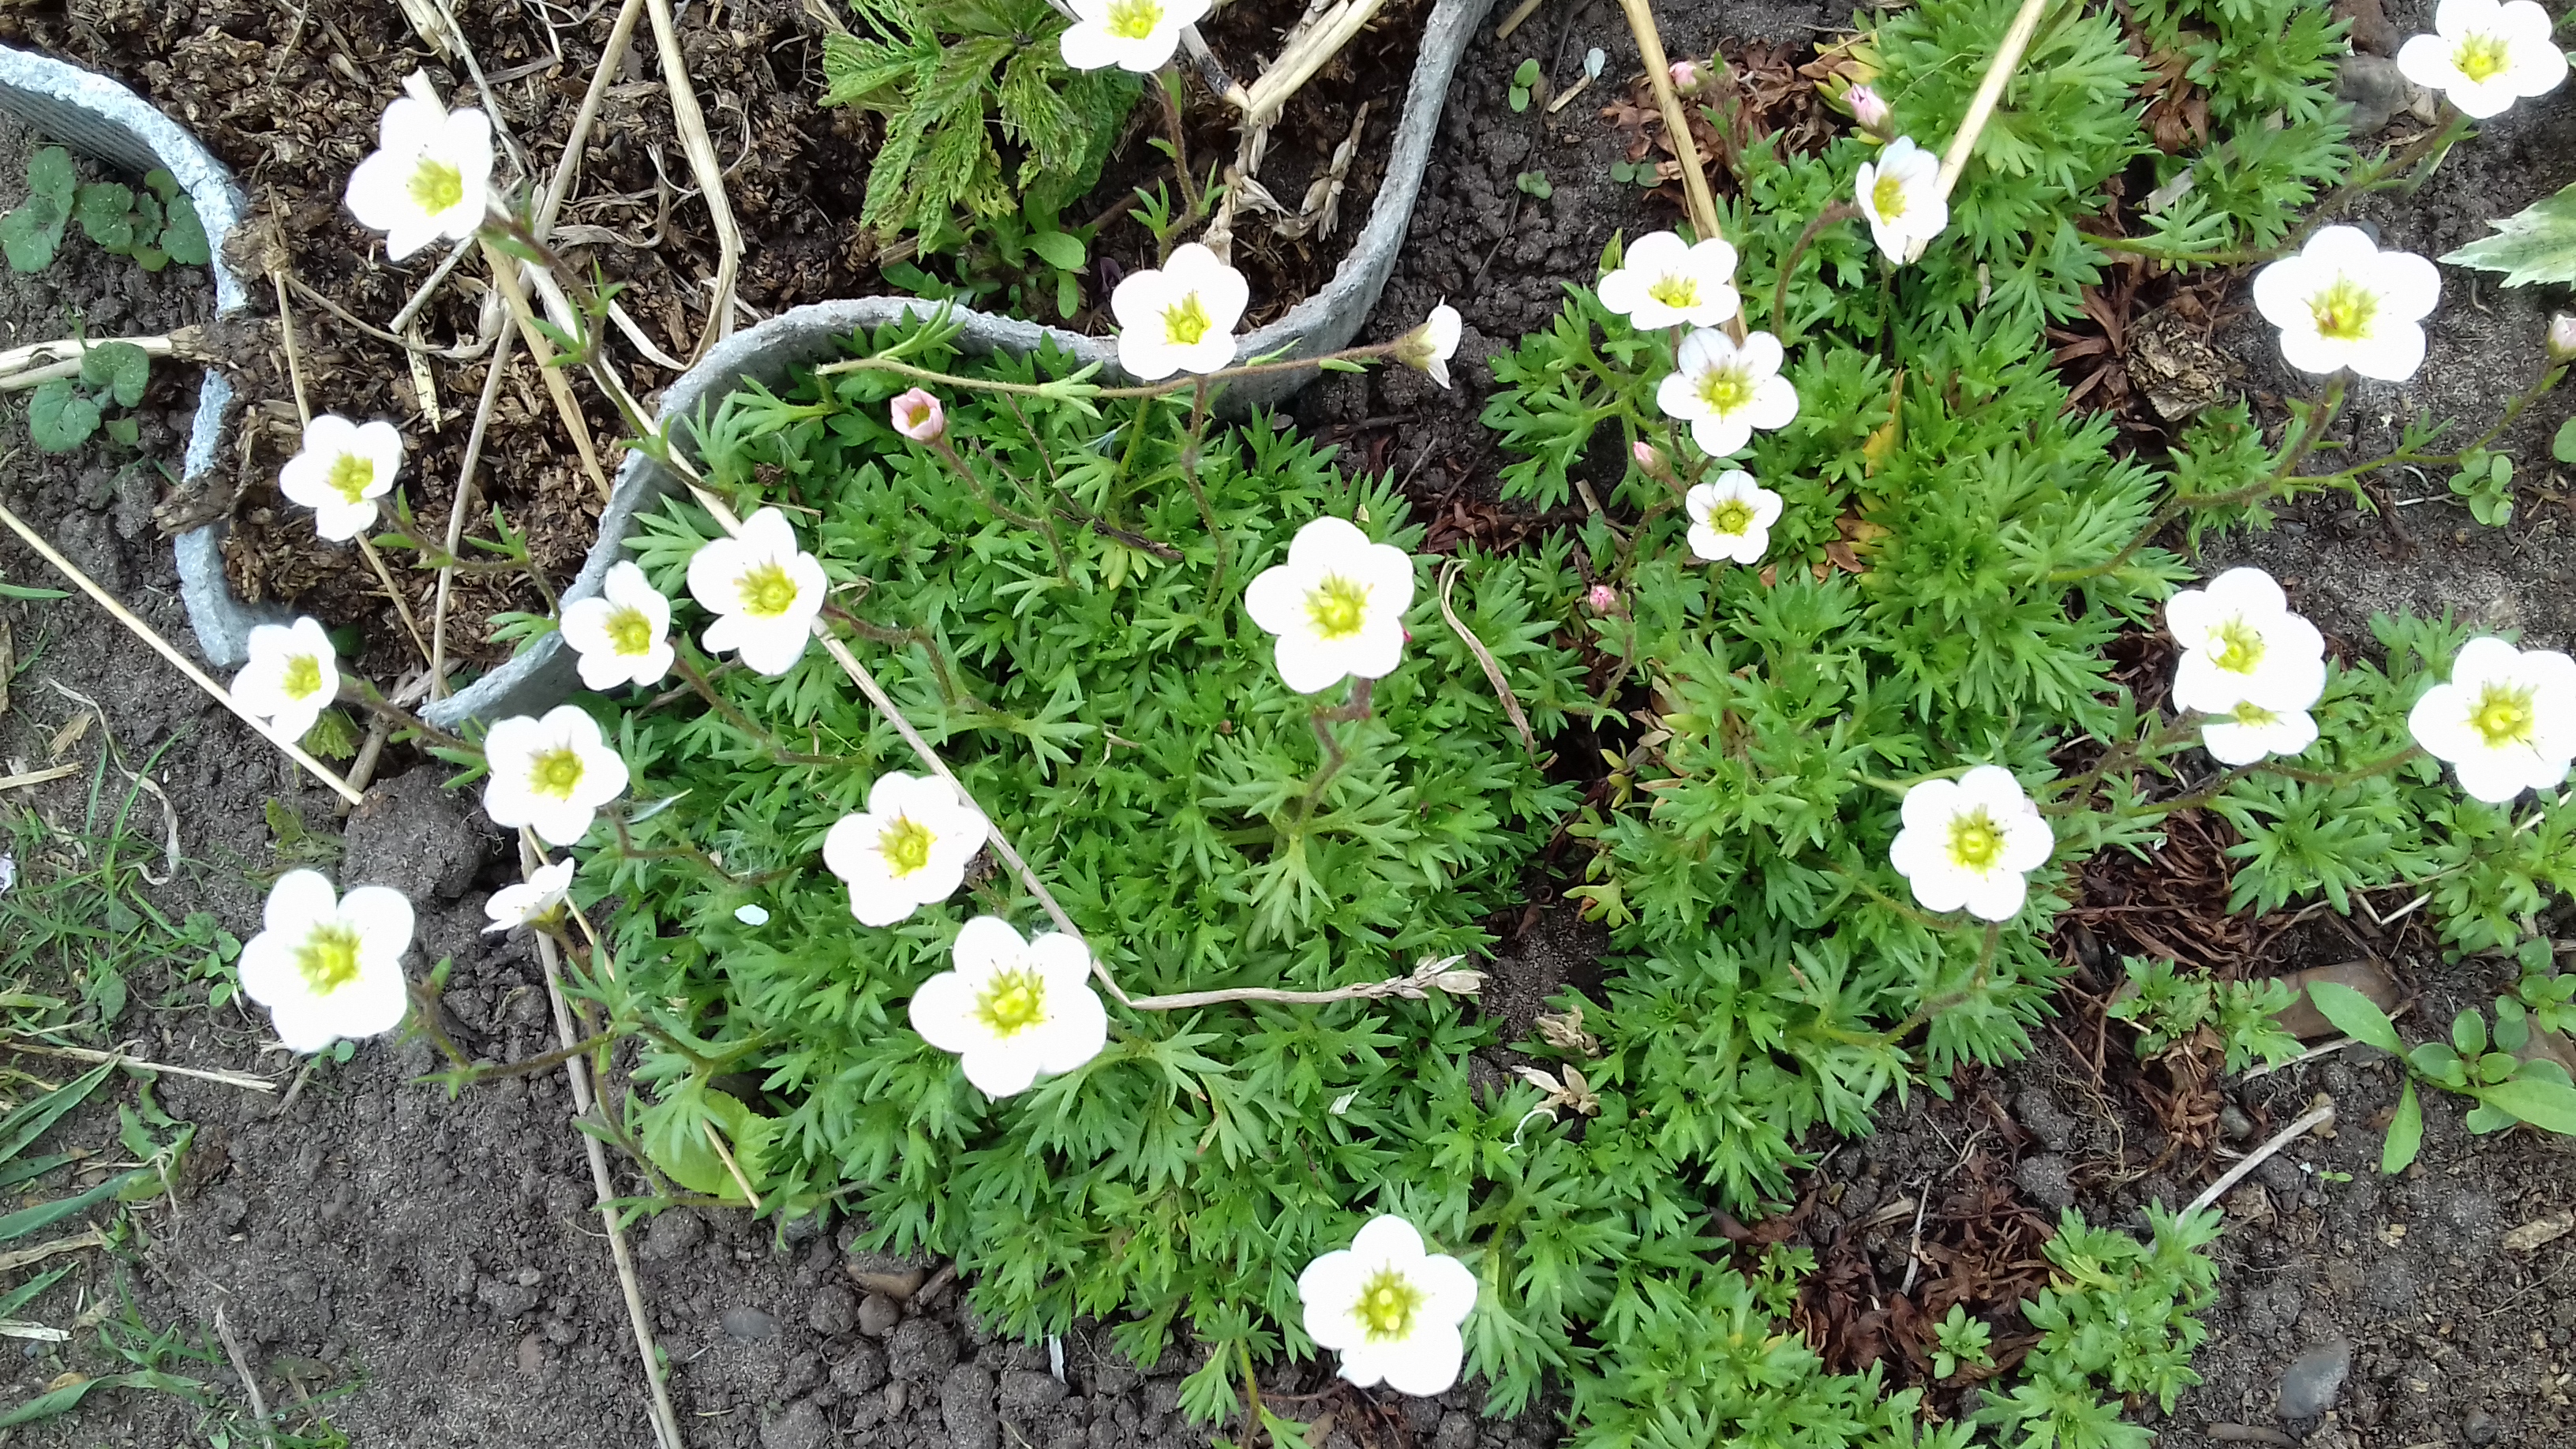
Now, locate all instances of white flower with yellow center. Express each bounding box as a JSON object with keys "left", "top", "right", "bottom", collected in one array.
[
  {"left": 238, "top": 869, "right": 413, "bottom": 1053},
  {"left": 231, "top": 616, "right": 340, "bottom": 746},
  {"left": 483, "top": 859, "right": 575, "bottom": 934},
  {"left": 1058, "top": 0, "right": 1211, "bottom": 73},
  {"left": 1297, "top": 1215, "right": 1478, "bottom": 1397},
  {"left": 278, "top": 414, "right": 405, "bottom": 543},
  {"left": 2165, "top": 567, "right": 2327, "bottom": 717},
  {"left": 481, "top": 705, "right": 631, "bottom": 848},
  {"left": 560, "top": 560, "right": 676, "bottom": 691},
  {"left": 822, "top": 772, "right": 991, "bottom": 927},
  {"left": 908, "top": 916, "right": 1108, "bottom": 1098},
  {"left": 1597, "top": 230, "right": 1741, "bottom": 330},
  {"left": 1854, "top": 136, "right": 1948, "bottom": 262},
  {"left": 2201, "top": 700, "right": 2321, "bottom": 766},
  {"left": 343, "top": 92, "right": 494, "bottom": 262},
  {"left": 2250, "top": 226, "right": 2440, "bottom": 382},
  {"left": 2407, "top": 635, "right": 2576, "bottom": 803},
  {"left": 1654, "top": 328, "right": 1800, "bottom": 459},
  {"left": 1683, "top": 469, "right": 1783, "bottom": 566},
  {"left": 1110, "top": 242, "right": 1249, "bottom": 381},
  {"left": 2398, "top": 0, "right": 2567, "bottom": 118},
  {"left": 1888, "top": 766, "right": 2054, "bottom": 922},
  {"left": 1243, "top": 516, "right": 1417, "bottom": 695},
  {"left": 686, "top": 507, "right": 828, "bottom": 677}
]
